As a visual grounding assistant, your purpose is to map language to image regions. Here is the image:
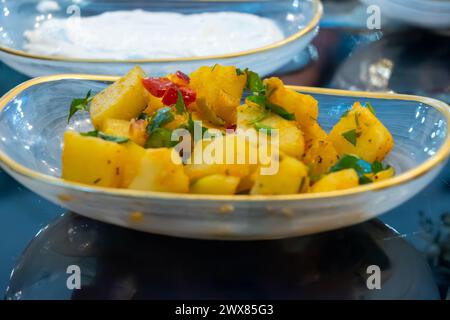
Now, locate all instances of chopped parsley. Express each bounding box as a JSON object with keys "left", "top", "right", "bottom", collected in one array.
[
  {"left": 366, "top": 102, "right": 376, "bottom": 115},
  {"left": 147, "top": 107, "right": 174, "bottom": 135},
  {"left": 342, "top": 129, "right": 358, "bottom": 146},
  {"left": 80, "top": 130, "right": 129, "bottom": 143},
  {"left": 68, "top": 90, "right": 93, "bottom": 123}
]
